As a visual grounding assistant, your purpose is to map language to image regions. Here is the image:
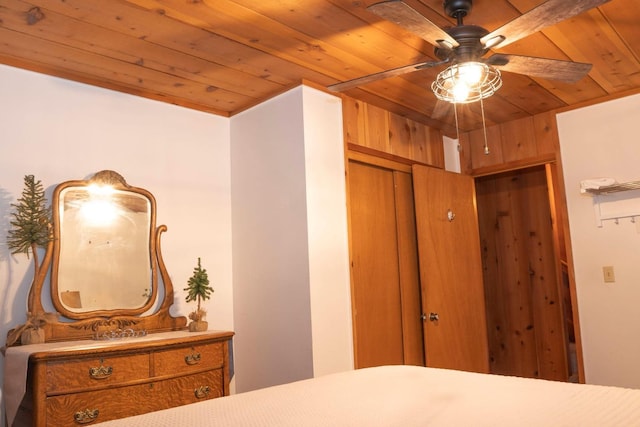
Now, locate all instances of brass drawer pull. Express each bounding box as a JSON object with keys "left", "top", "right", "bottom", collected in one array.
[
  {"left": 194, "top": 385, "right": 210, "bottom": 399},
  {"left": 185, "top": 351, "right": 201, "bottom": 365},
  {"left": 88, "top": 365, "right": 113, "bottom": 380},
  {"left": 74, "top": 408, "right": 99, "bottom": 424}
]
